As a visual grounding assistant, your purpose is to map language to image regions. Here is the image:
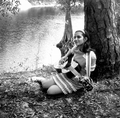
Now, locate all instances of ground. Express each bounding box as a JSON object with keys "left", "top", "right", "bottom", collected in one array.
[{"left": 0, "top": 65, "right": 120, "bottom": 118}]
